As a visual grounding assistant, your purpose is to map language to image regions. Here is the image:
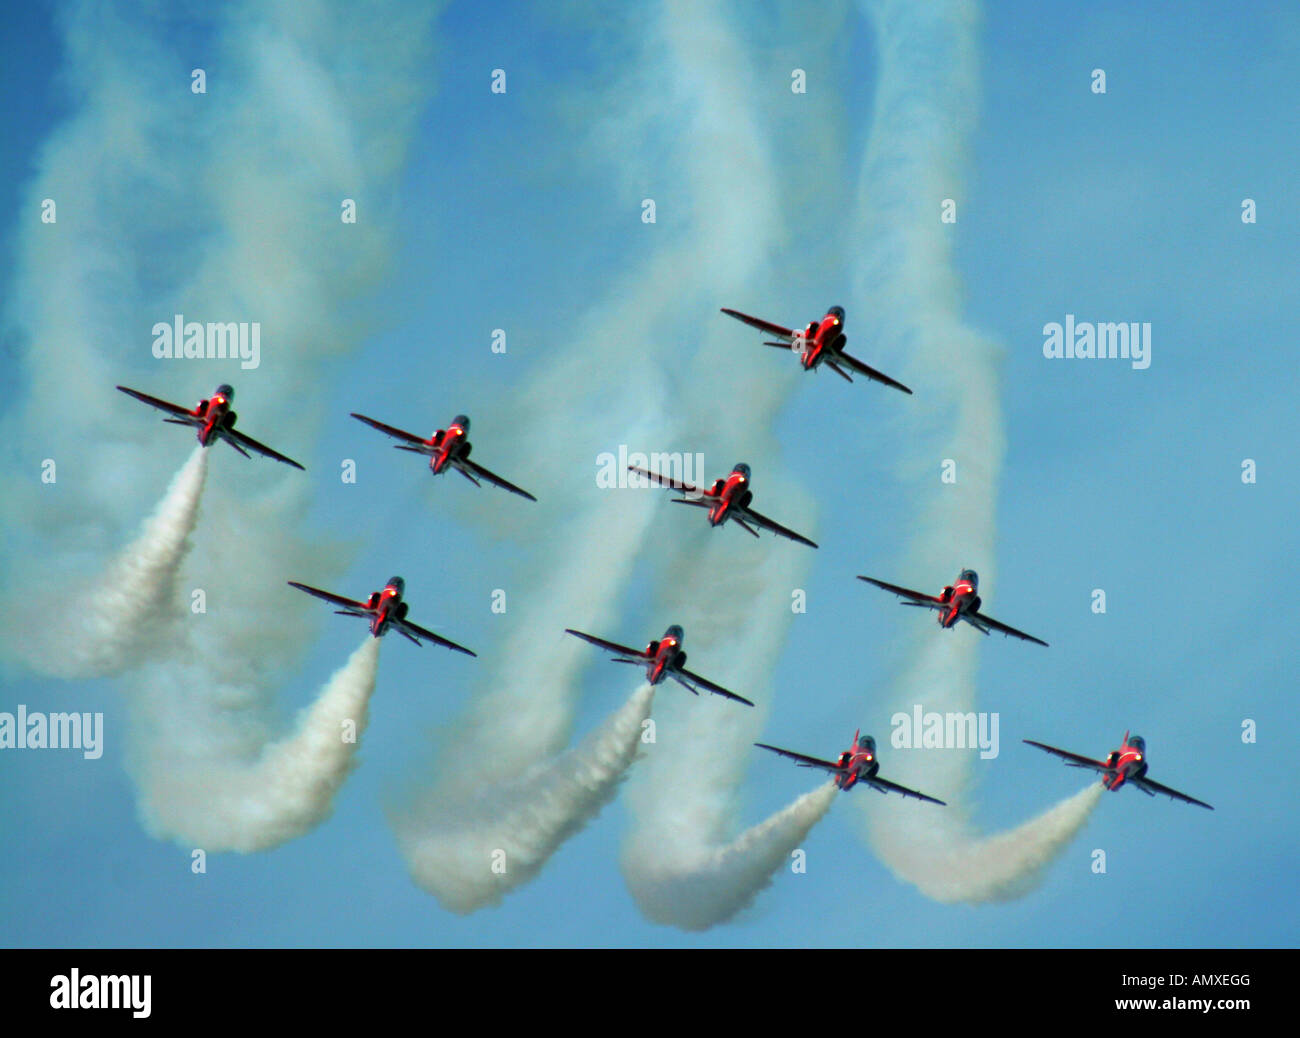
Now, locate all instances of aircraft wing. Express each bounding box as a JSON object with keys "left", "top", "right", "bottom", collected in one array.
[
  {"left": 720, "top": 308, "right": 795, "bottom": 340},
  {"left": 676, "top": 667, "right": 754, "bottom": 707},
  {"left": 564, "top": 628, "right": 645, "bottom": 660},
  {"left": 287, "top": 581, "right": 368, "bottom": 611},
  {"left": 225, "top": 428, "right": 306, "bottom": 470},
  {"left": 868, "top": 775, "right": 947, "bottom": 806},
  {"left": 626, "top": 465, "right": 704, "bottom": 495},
  {"left": 754, "top": 743, "right": 843, "bottom": 775},
  {"left": 461, "top": 458, "right": 537, "bottom": 502},
  {"left": 835, "top": 350, "right": 913, "bottom": 395},
  {"left": 857, "top": 576, "right": 943, "bottom": 607},
  {"left": 743, "top": 506, "right": 819, "bottom": 548},
  {"left": 1022, "top": 739, "right": 1109, "bottom": 772},
  {"left": 349, "top": 412, "right": 430, "bottom": 447},
  {"left": 1135, "top": 776, "right": 1214, "bottom": 810},
  {"left": 117, "top": 385, "right": 194, "bottom": 418},
  {"left": 971, "top": 610, "right": 1049, "bottom": 647},
  {"left": 398, "top": 618, "right": 477, "bottom": 657}
]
